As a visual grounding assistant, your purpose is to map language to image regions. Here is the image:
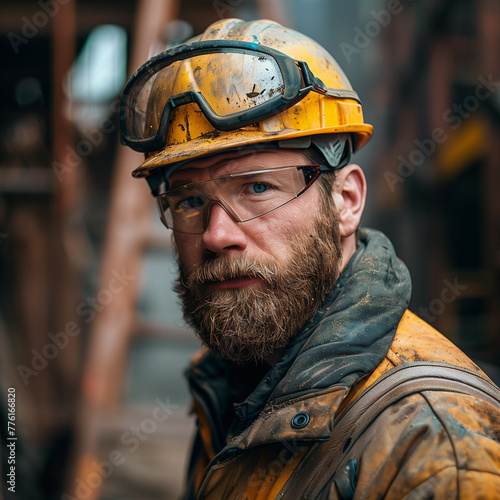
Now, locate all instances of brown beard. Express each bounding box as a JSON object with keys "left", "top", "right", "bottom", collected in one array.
[{"left": 174, "top": 200, "right": 342, "bottom": 364}]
